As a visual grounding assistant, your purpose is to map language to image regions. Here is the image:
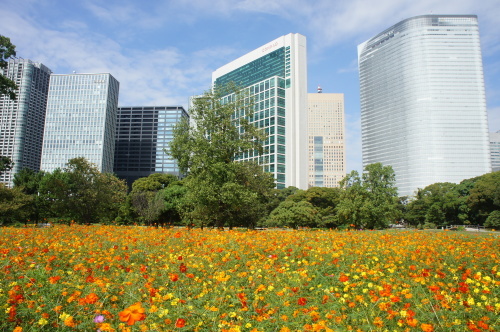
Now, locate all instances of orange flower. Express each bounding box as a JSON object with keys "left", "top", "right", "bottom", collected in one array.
[
  {"left": 339, "top": 275, "right": 349, "bottom": 282},
  {"left": 119, "top": 302, "right": 146, "bottom": 326},
  {"left": 175, "top": 318, "right": 186, "bottom": 328},
  {"left": 170, "top": 273, "right": 179, "bottom": 282},
  {"left": 421, "top": 323, "right": 434, "bottom": 332},
  {"left": 49, "top": 276, "right": 61, "bottom": 284},
  {"left": 84, "top": 293, "right": 99, "bottom": 304},
  {"left": 13, "top": 327, "right": 22, "bottom": 332}
]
